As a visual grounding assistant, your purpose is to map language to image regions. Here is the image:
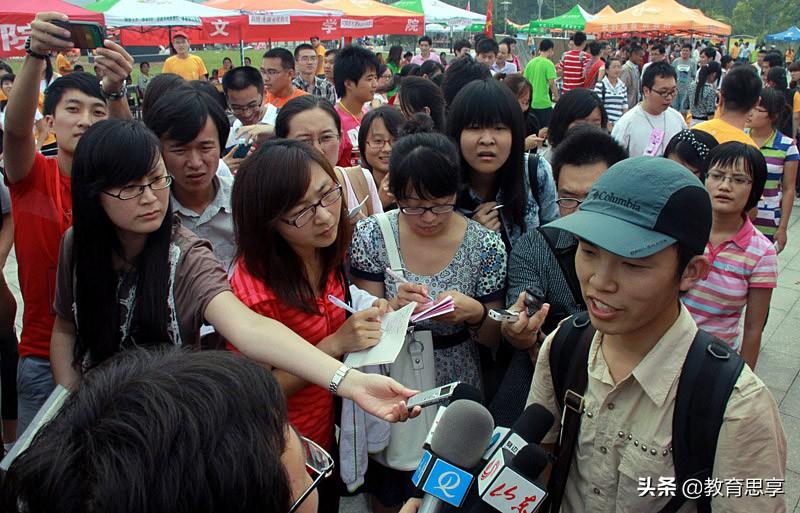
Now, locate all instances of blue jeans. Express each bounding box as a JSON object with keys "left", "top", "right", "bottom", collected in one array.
[
  {"left": 673, "top": 92, "right": 688, "bottom": 114},
  {"left": 16, "top": 356, "right": 55, "bottom": 438}
]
